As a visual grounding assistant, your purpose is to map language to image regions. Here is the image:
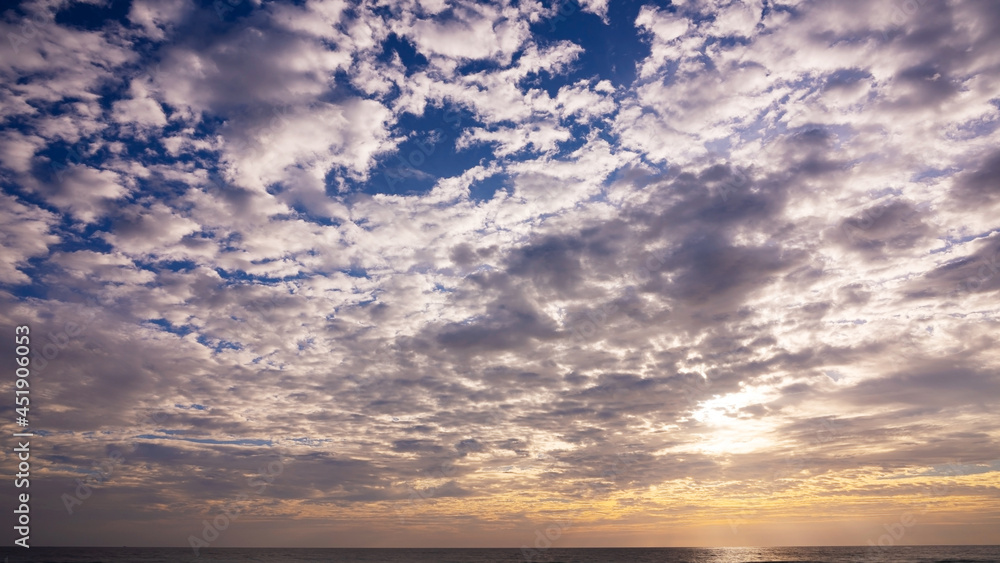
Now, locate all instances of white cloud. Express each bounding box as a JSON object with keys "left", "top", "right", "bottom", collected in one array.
[
  {"left": 112, "top": 79, "right": 168, "bottom": 129},
  {"left": 4, "top": 0, "right": 1000, "bottom": 547},
  {"left": 0, "top": 131, "right": 45, "bottom": 173},
  {"left": 456, "top": 120, "right": 571, "bottom": 157},
  {"left": 40, "top": 164, "right": 129, "bottom": 224},
  {"left": 221, "top": 98, "right": 394, "bottom": 191},
  {"left": 50, "top": 250, "right": 157, "bottom": 284},
  {"left": 397, "top": 3, "right": 531, "bottom": 65},
  {"left": 0, "top": 193, "right": 60, "bottom": 285},
  {"left": 100, "top": 202, "right": 200, "bottom": 257},
  {"left": 578, "top": 0, "right": 610, "bottom": 22},
  {"left": 127, "top": 0, "right": 191, "bottom": 41}
]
